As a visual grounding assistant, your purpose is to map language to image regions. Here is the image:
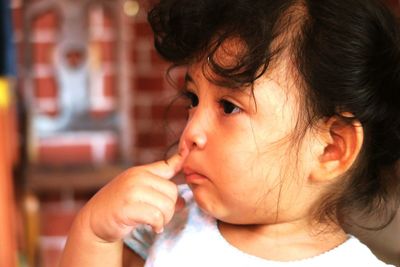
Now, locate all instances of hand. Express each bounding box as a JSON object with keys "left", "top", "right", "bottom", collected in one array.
[{"left": 80, "top": 152, "right": 187, "bottom": 243}]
